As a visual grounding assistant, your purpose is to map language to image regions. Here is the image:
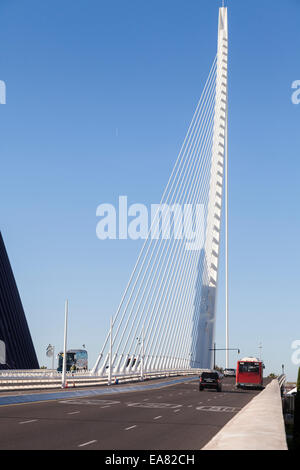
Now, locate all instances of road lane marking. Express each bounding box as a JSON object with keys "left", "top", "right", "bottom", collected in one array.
[
  {"left": 196, "top": 405, "right": 241, "bottom": 413},
  {"left": 127, "top": 402, "right": 182, "bottom": 409},
  {"left": 78, "top": 440, "right": 97, "bottom": 447},
  {"left": 154, "top": 416, "right": 162, "bottom": 420},
  {"left": 59, "top": 399, "right": 120, "bottom": 406},
  {"left": 19, "top": 419, "right": 38, "bottom": 424},
  {"left": 68, "top": 411, "right": 80, "bottom": 415},
  {"left": 125, "top": 425, "right": 137, "bottom": 431}
]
